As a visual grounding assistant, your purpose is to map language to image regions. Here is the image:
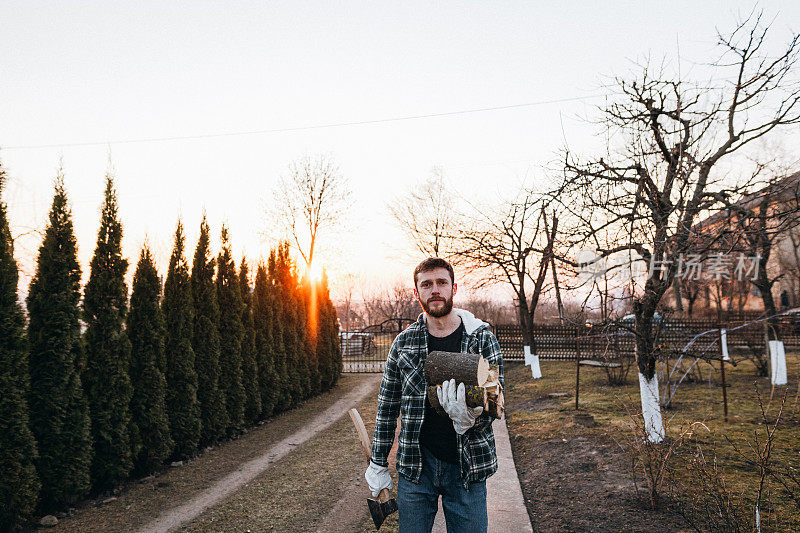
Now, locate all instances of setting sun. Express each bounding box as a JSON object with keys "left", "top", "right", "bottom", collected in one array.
[{"left": 307, "top": 261, "right": 324, "bottom": 282}]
